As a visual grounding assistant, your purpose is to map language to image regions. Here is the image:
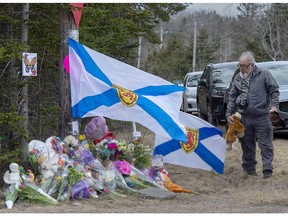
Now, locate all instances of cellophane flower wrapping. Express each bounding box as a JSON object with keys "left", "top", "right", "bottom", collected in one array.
[
  {"left": 46, "top": 171, "right": 63, "bottom": 196},
  {"left": 17, "top": 182, "right": 58, "bottom": 205},
  {"left": 84, "top": 172, "right": 104, "bottom": 192},
  {"left": 81, "top": 149, "right": 95, "bottom": 166},
  {"left": 71, "top": 179, "right": 90, "bottom": 199},
  {"left": 4, "top": 183, "right": 18, "bottom": 209},
  {"left": 40, "top": 173, "right": 55, "bottom": 193},
  {"left": 99, "top": 170, "right": 116, "bottom": 191},
  {"left": 56, "top": 174, "right": 69, "bottom": 202}
]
